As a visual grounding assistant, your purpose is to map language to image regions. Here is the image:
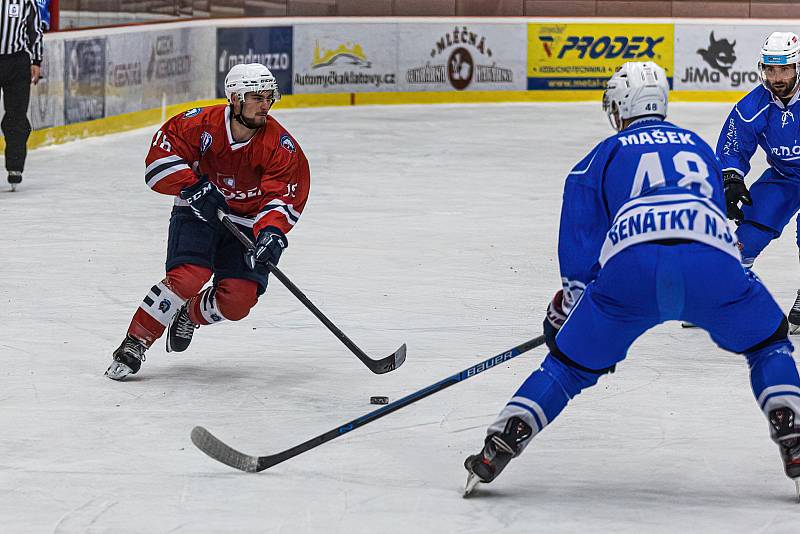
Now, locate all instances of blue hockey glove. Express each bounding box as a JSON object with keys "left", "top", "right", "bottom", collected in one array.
[
  {"left": 543, "top": 290, "right": 567, "bottom": 354},
  {"left": 723, "top": 170, "right": 751, "bottom": 223},
  {"left": 180, "top": 177, "right": 229, "bottom": 225},
  {"left": 245, "top": 226, "right": 287, "bottom": 270}
]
